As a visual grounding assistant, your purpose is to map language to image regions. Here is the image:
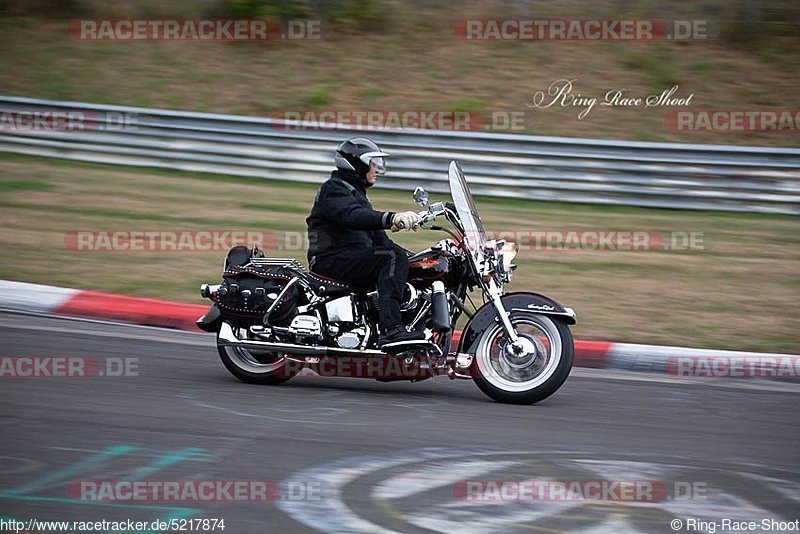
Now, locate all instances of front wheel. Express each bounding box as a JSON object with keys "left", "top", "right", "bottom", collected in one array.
[{"left": 472, "top": 313, "right": 573, "bottom": 404}]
